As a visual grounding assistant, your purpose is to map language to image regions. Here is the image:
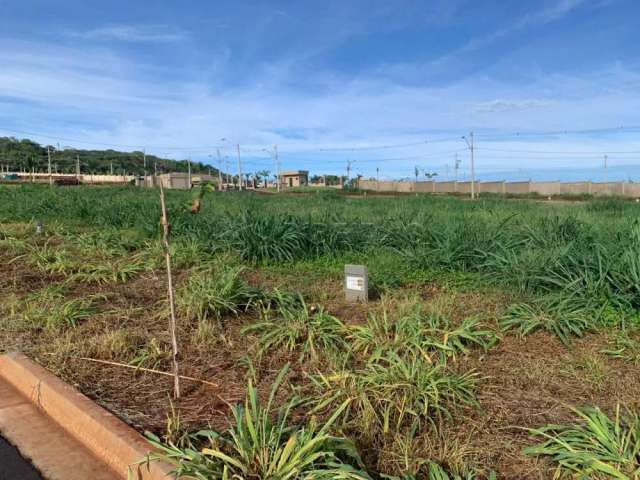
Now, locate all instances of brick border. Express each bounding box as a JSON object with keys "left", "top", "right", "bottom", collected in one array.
[{"left": 0, "top": 352, "right": 172, "bottom": 479}]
